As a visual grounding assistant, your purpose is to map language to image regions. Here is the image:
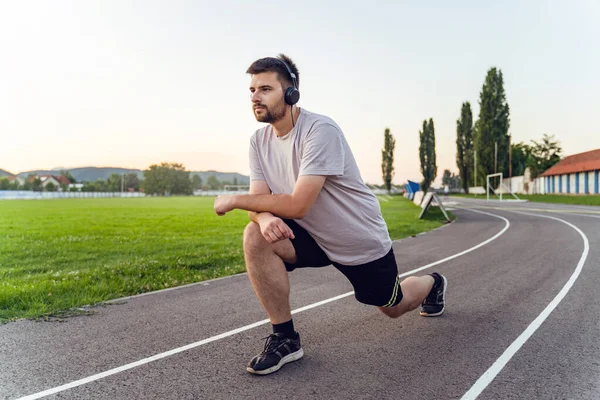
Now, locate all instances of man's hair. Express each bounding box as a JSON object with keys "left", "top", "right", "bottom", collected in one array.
[{"left": 246, "top": 53, "right": 300, "bottom": 89}]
